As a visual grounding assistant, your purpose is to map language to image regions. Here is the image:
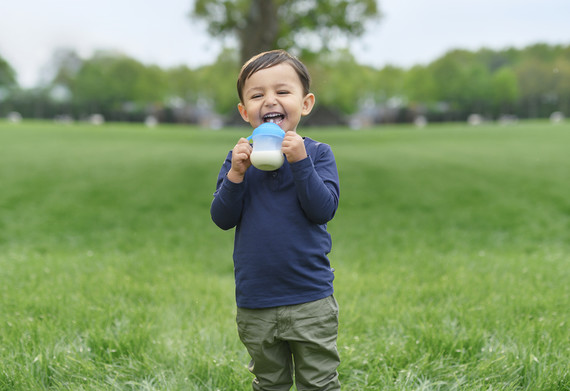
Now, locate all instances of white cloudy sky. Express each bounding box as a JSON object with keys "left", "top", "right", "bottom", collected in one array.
[{"left": 0, "top": 0, "right": 568, "bottom": 87}]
